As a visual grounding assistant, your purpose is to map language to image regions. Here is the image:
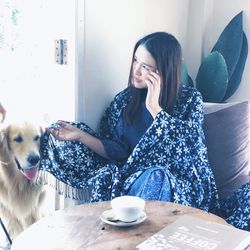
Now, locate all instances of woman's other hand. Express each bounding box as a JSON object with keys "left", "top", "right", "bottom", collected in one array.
[
  {"left": 47, "top": 121, "right": 82, "bottom": 141},
  {"left": 145, "top": 71, "right": 163, "bottom": 118}
]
